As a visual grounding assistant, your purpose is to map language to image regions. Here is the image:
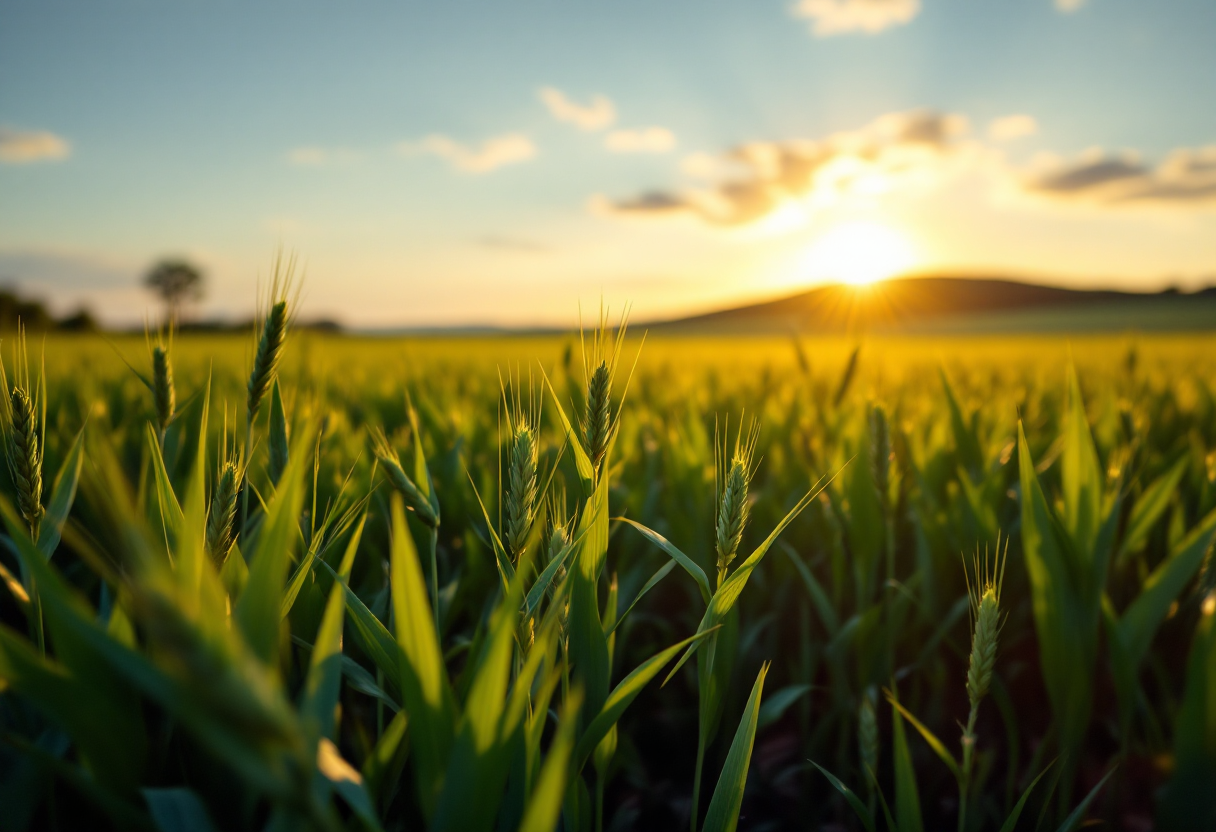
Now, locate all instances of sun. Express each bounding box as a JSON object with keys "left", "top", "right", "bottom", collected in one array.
[{"left": 800, "top": 222, "right": 917, "bottom": 287}]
